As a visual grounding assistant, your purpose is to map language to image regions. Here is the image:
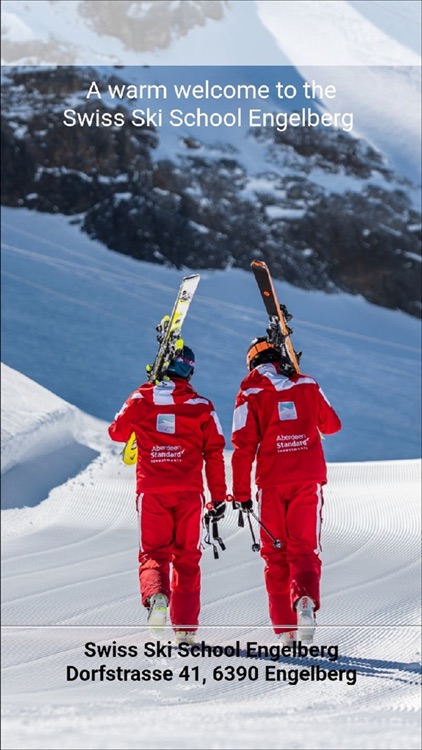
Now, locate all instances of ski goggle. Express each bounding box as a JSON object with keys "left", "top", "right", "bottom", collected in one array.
[
  {"left": 167, "top": 354, "right": 195, "bottom": 377},
  {"left": 175, "top": 355, "right": 195, "bottom": 367},
  {"left": 246, "top": 340, "right": 274, "bottom": 370}
]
